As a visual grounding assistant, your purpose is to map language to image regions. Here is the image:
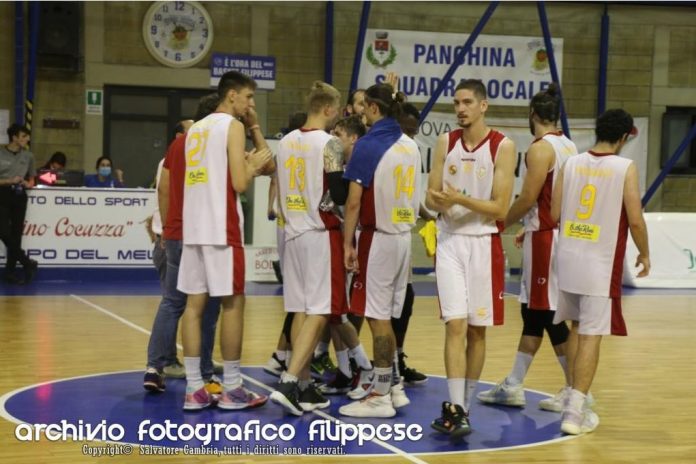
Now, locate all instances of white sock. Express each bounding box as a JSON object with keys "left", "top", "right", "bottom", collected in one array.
[
  {"left": 464, "top": 378, "right": 478, "bottom": 412},
  {"left": 223, "top": 360, "right": 241, "bottom": 389},
  {"left": 276, "top": 350, "right": 286, "bottom": 361},
  {"left": 299, "top": 379, "right": 312, "bottom": 391},
  {"left": 184, "top": 357, "right": 203, "bottom": 391},
  {"left": 336, "top": 349, "right": 351, "bottom": 377},
  {"left": 349, "top": 344, "right": 372, "bottom": 370},
  {"left": 285, "top": 350, "right": 292, "bottom": 365},
  {"left": 374, "top": 367, "right": 392, "bottom": 395},
  {"left": 314, "top": 341, "right": 329, "bottom": 358},
  {"left": 507, "top": 352, "right": 534, "bottom": 385},
  {"left": 280, "top": 371, "right": 298, "bottom": 384},
  {"left": 447, "top": 378, "right": 466, "bottom": 409}
]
